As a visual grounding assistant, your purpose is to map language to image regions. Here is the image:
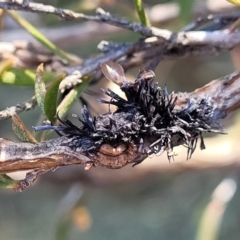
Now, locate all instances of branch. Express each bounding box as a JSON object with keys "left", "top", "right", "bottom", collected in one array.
[
  {"left": 0, "top": 68, "right": 240, "bottom": 191},
  {"left": 63, "top": 30, "right": 240, "bottom": 90},
  {"left": 176, "top": 71, "right": 240, "bottom": 117},
  {"left": 42, "top": 129, "right": 240, "bottom": 185}
]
